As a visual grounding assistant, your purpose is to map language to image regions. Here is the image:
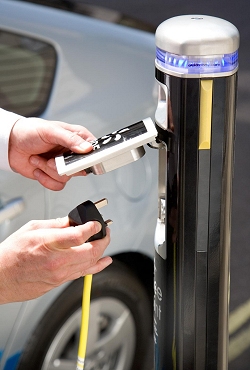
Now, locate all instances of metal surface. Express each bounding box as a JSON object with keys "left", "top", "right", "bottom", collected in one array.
[
  {"left": 94, "top": 198, "right": 108, "bottom": 209},
  {"left": 155, "top": 15, "right": 239, "bottom": 56},
  {"left": 155, "top": 15, "right": 239, "bottom": 78},
  {"left": 90, "top": 146, "right": 145, "bottom": 175}
]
